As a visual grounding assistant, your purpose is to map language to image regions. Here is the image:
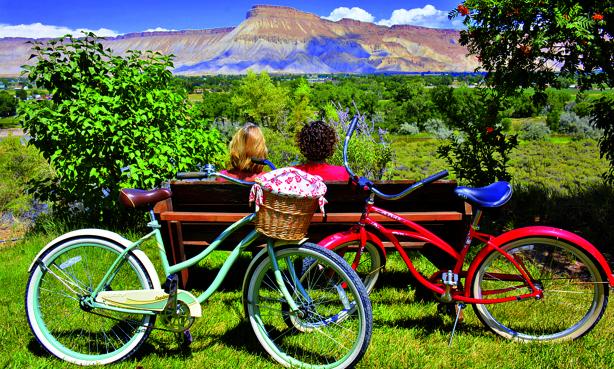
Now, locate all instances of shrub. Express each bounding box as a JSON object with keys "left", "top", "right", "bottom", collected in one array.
[
  {"left": 422, "top": 118, "right": 452, "bottom": 138},
  {"left": 329, "top": 108, "right": 393, "bottom": 180},
  {"left": 591, "top": 93, "right": 614, "bottom": 183},
  {"left": 559, "top": 111, "right": 602, "bottom": 139},
  {"left": 398, "top": 122, "right": 420, "bottom": 135},
  {"left": 0, "top": 136, "right": 53, "bottom": 217},
  {"left": 434, "top": 87, "right": 517, "bottom": 186},
  {"left": 20, "top": 33, "right": 227, "bottom": 225},
  {"left": 519, "top": 121, "right": 550, "bottom": 141}
]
